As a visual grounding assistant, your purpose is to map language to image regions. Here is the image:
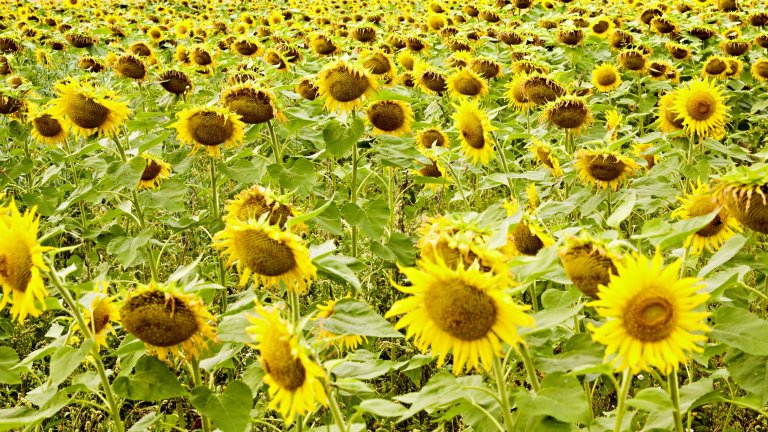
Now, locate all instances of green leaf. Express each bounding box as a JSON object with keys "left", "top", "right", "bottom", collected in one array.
[
  {"left": 313, "top": 254, "right": 362, "bottom": 290},
  {"left": 679, "top": 378, "right": 719, "bottom": 413},
  {"left": 514, "top": 372, "right": 591, "bottom": 424},
  {"left": 606, "top": 191, "right": 636, "bottom": 228},
  {"left": 332, "top": 350, "right": 406, "bottom": 379},
  {"left": 341, "top": 199, "right": 389, "bottom": 239},
  {"left": 139, "top": 178, "right": 187, "bottom": 212},
  {"left": 127, "top": 412, "right": 161, "bottom": 432},
  {"left": 633, "top": 210, "right": 719, "bottom": 249},
  {"left": 369, "top": 232, "right": 416, "bottom": 265},
  {"left": 521, "top": 304, "right": 581, "bottom": 335},
  {"left": 267, "top": 157, "right": 317, "bottom": 196},
  {"left": 726, "top": 349, "right": 768, "bottom": 404},
  {"left": 323, "top": 298, "right": 402, "bottom": 338},
  {"left": 0, "top": 391, "right": 70, "bottom": 431},
  {"left": 698, "top": 234, "right": 750, "bottom": 278},
  {"left": 190, "top": 381, "right": 252, "bottom": 432},
  {"left": 218, "top": 158, "right": 266, "bottom": 184},
  {"left": 0, "top": 346, "right": 21, "bottom": 385},
  {"left": 358, "top": 399, "right": 408, "bottom": 418},
  {"left": 113, "top": 356, "right": 188, "bottom": 401},
  {"left": 106, "top": 229, "right": 153, "bottom": 268},
  {"left": 323, "top": 118, "right": 365, "bottom": 158},
  {"left": 49, "top": 339, "right": 93, "bottom": 387},
  {"left": 113, "top": 157, "right": 147, "bottom": 190},
  {"left": 287, "top": 196, "right": 335, "bottom": 230},
  {"left": 218, "top": 313, "right": 254, "bottom": 344},
  {"left": 627, "top": 387, "right": 673, "bottom": 413},
  {"left": 712, "top": 306, "right": 768, "bottom": 355}
]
